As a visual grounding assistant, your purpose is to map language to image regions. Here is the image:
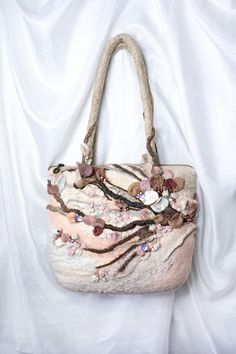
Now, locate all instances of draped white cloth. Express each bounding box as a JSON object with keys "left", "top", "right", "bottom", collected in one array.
[{"left": 1, "top": 0, "right": 236, "bottom": 353}]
